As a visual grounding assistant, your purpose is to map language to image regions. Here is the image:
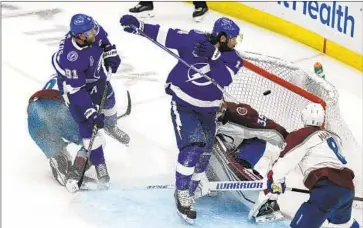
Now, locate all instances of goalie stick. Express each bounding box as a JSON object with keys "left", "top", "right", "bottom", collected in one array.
[{"left": 79, "top": 180, "right": 267, "bottom": 191}]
